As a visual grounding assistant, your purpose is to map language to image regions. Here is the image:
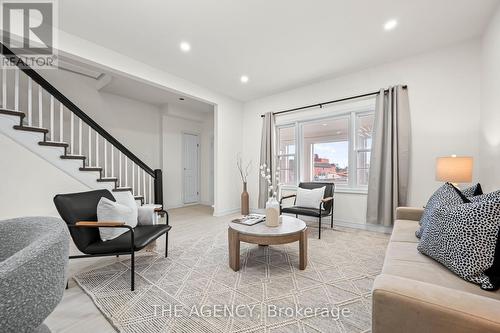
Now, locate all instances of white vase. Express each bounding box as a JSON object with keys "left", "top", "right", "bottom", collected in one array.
[{"left": 265, "top": 196, "right": 280, "bottom": 227}]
